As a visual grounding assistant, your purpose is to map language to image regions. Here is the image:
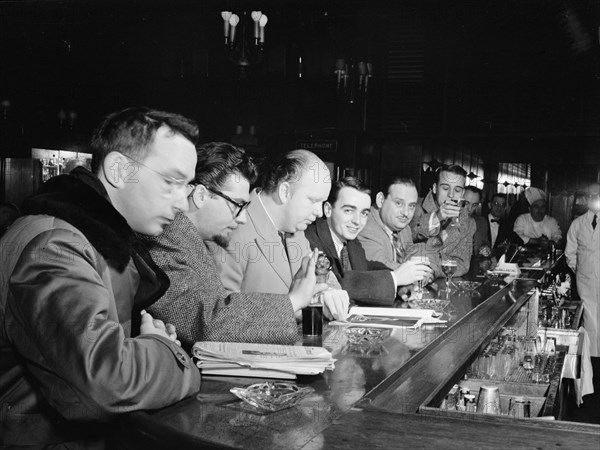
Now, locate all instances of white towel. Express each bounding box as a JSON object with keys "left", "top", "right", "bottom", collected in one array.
[{"left": 573, "top": 327, "right": 594, "bottom": 406}]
